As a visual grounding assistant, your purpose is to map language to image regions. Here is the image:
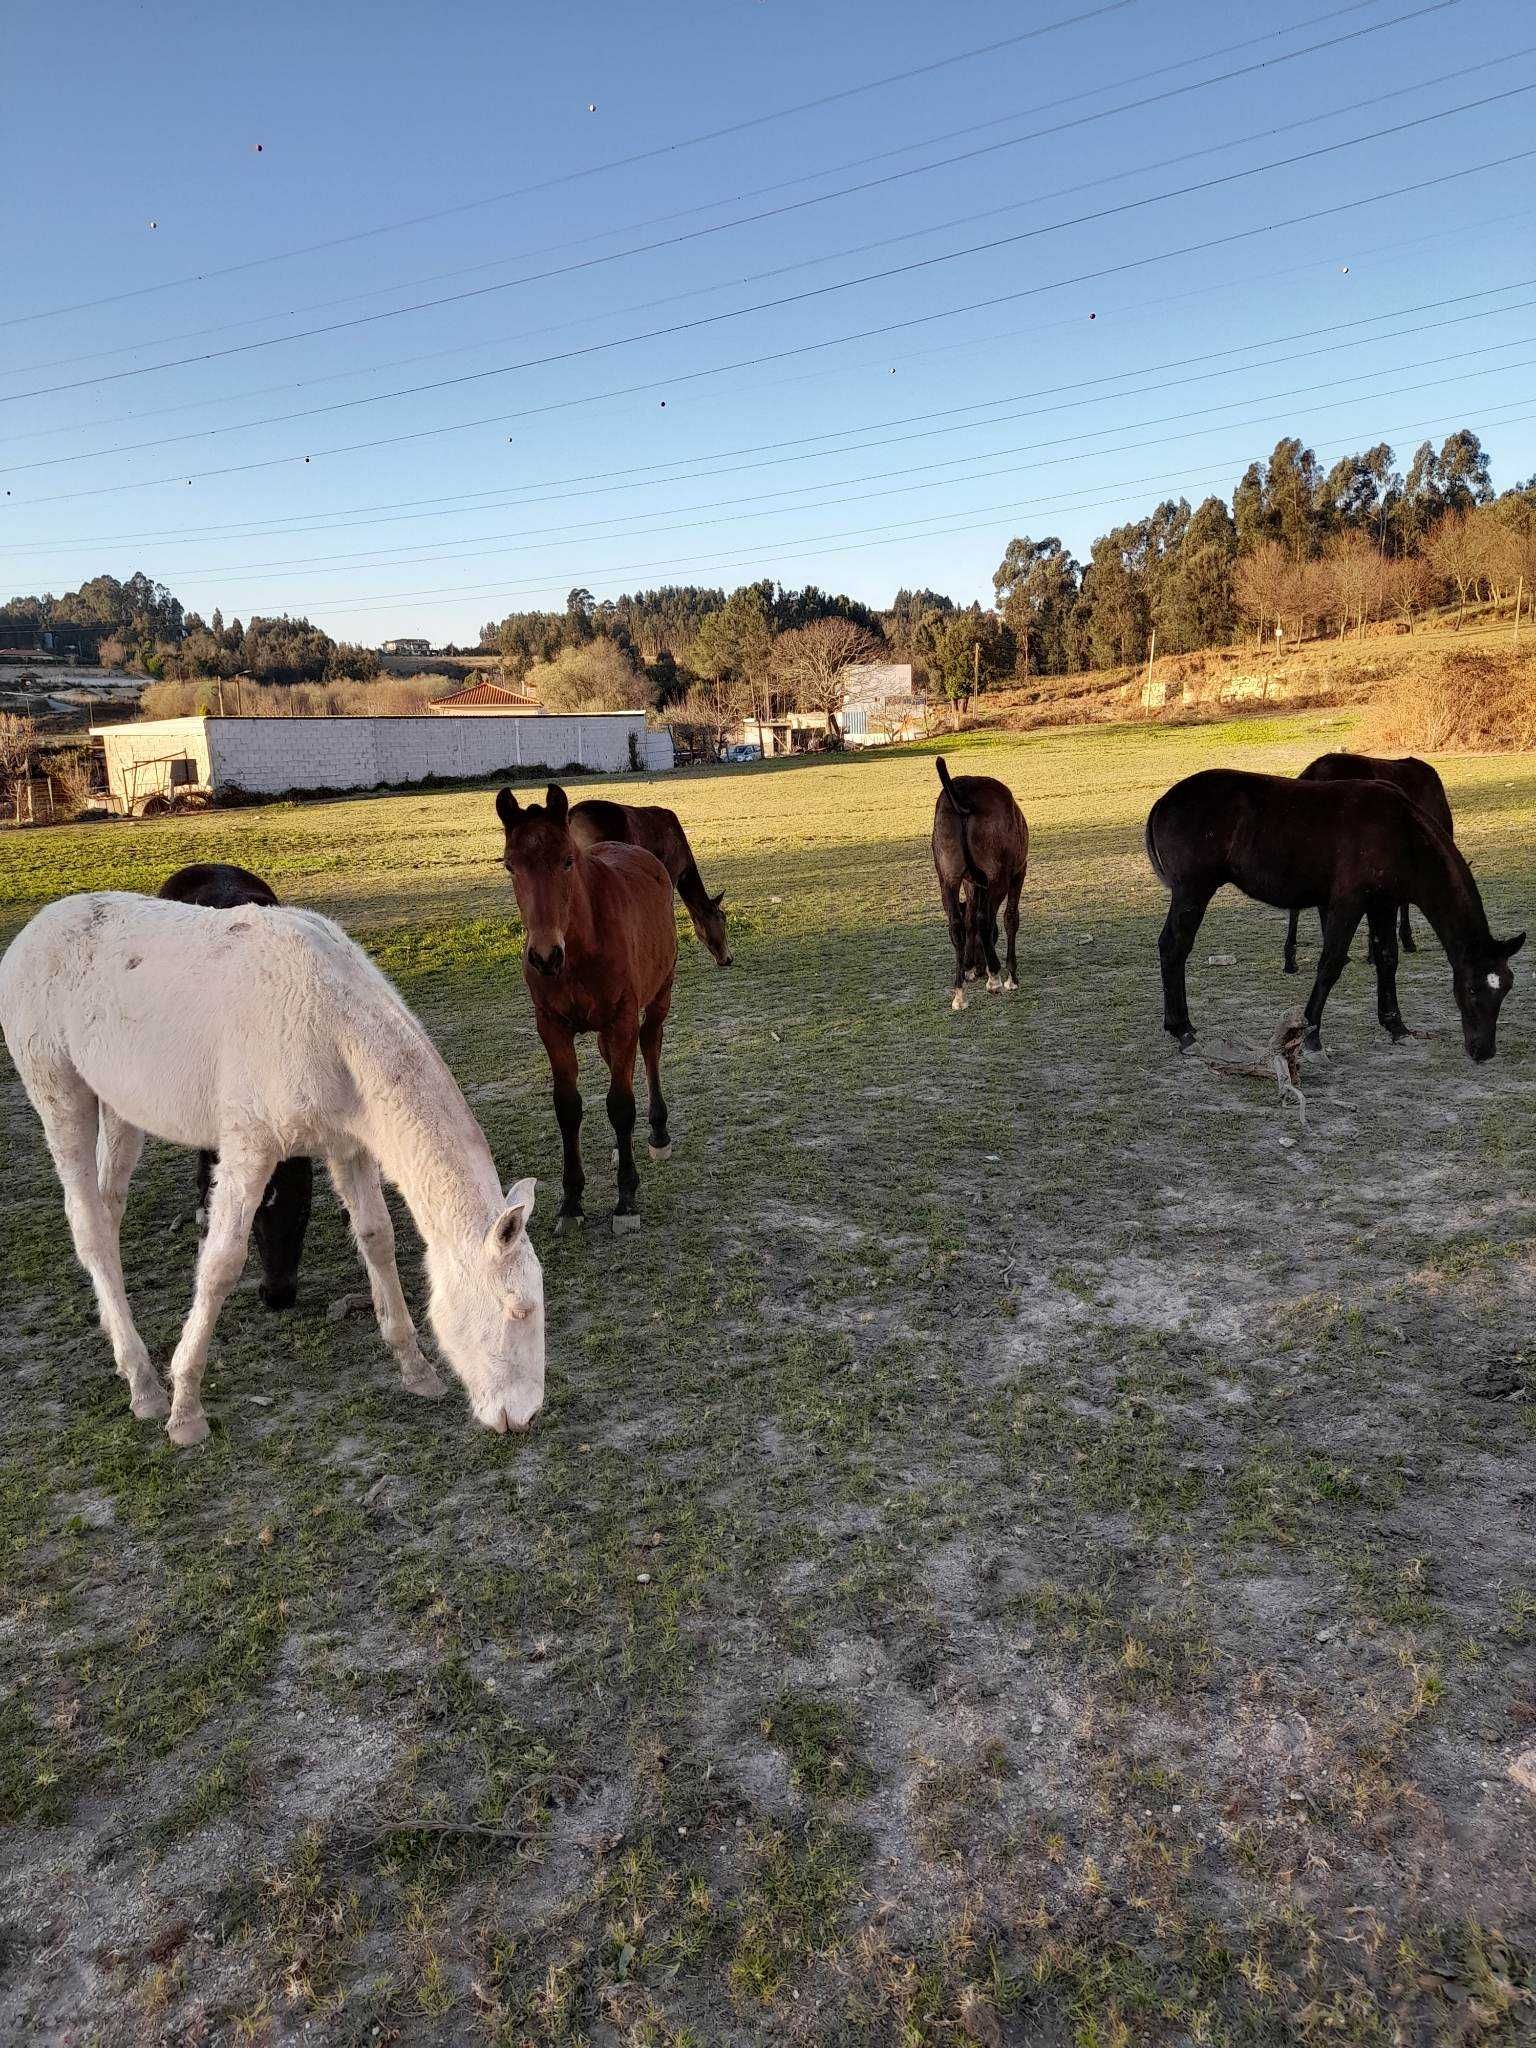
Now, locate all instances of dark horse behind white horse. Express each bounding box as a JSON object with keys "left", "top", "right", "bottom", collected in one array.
[
  {"left": 158, "top": 863, "right": 313, "bottom": 1310},
  {"left": 931, "top": 757, "right": 1029, "bottom": 1010},
  {"left": 1282, "top": 753, "right": 1453, "bottom": 974},
  {"left": 1146, "top": 768, "right": 1521, "bottom": 1060}
]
